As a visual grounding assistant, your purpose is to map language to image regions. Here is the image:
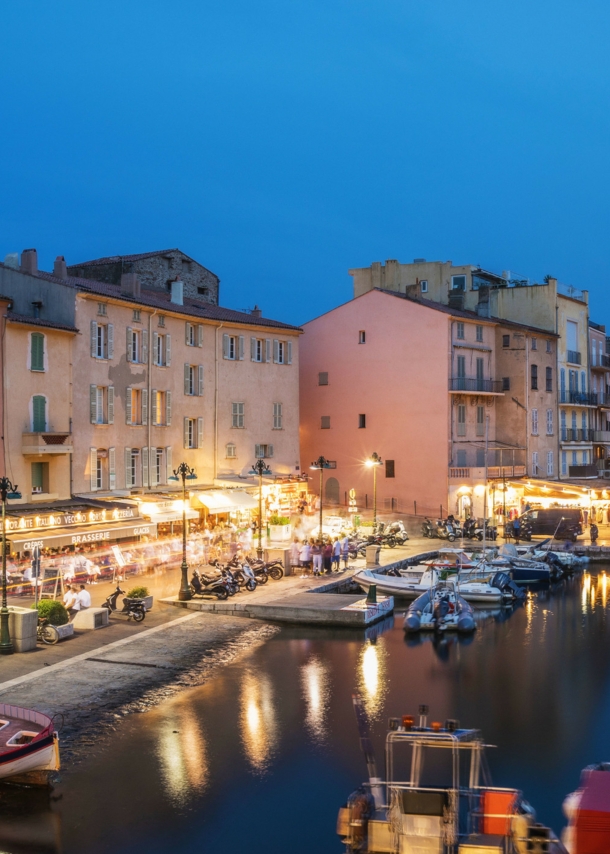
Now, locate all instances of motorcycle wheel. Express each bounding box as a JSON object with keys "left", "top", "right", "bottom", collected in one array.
[
  {"left": 476, "top": 533, "right": 483, "bottom": 541},
  {"left": 269, "top": 566, "right": 284, "bottom": 580},
  {"left": 132, "top": 610, "right": 145, "bottom": 623},
  {"left": 215, "top": 587, "right": 229, "bottom": 601},
  {"left": 246, "top": 579, "right": 257, "bottom": 592},
  {"left": 41, "top": 625, "right": 59, "bottom": 645},
  {"left": 448, "top": 534, "right": 456, "bottom": 542},
  {"left": 387, "top": 536, "right": 397, "bottom": 548},
  {"left": 257, "top": 573, "right": 269, "bottom": 584}
]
